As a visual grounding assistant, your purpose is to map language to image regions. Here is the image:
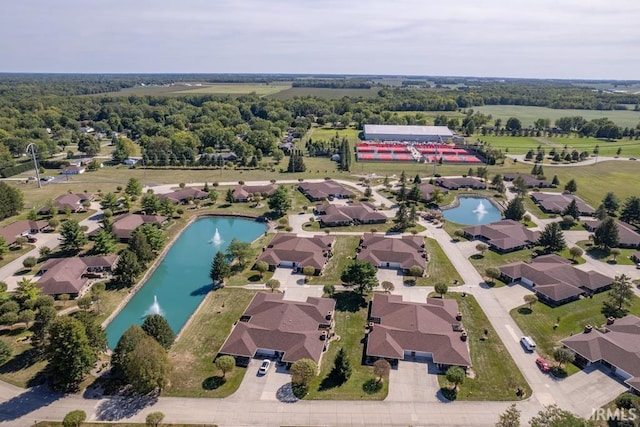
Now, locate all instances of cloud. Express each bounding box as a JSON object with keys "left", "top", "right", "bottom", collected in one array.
[{"left": 0, "top": 0, "right": 639, "bottom": 78}]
